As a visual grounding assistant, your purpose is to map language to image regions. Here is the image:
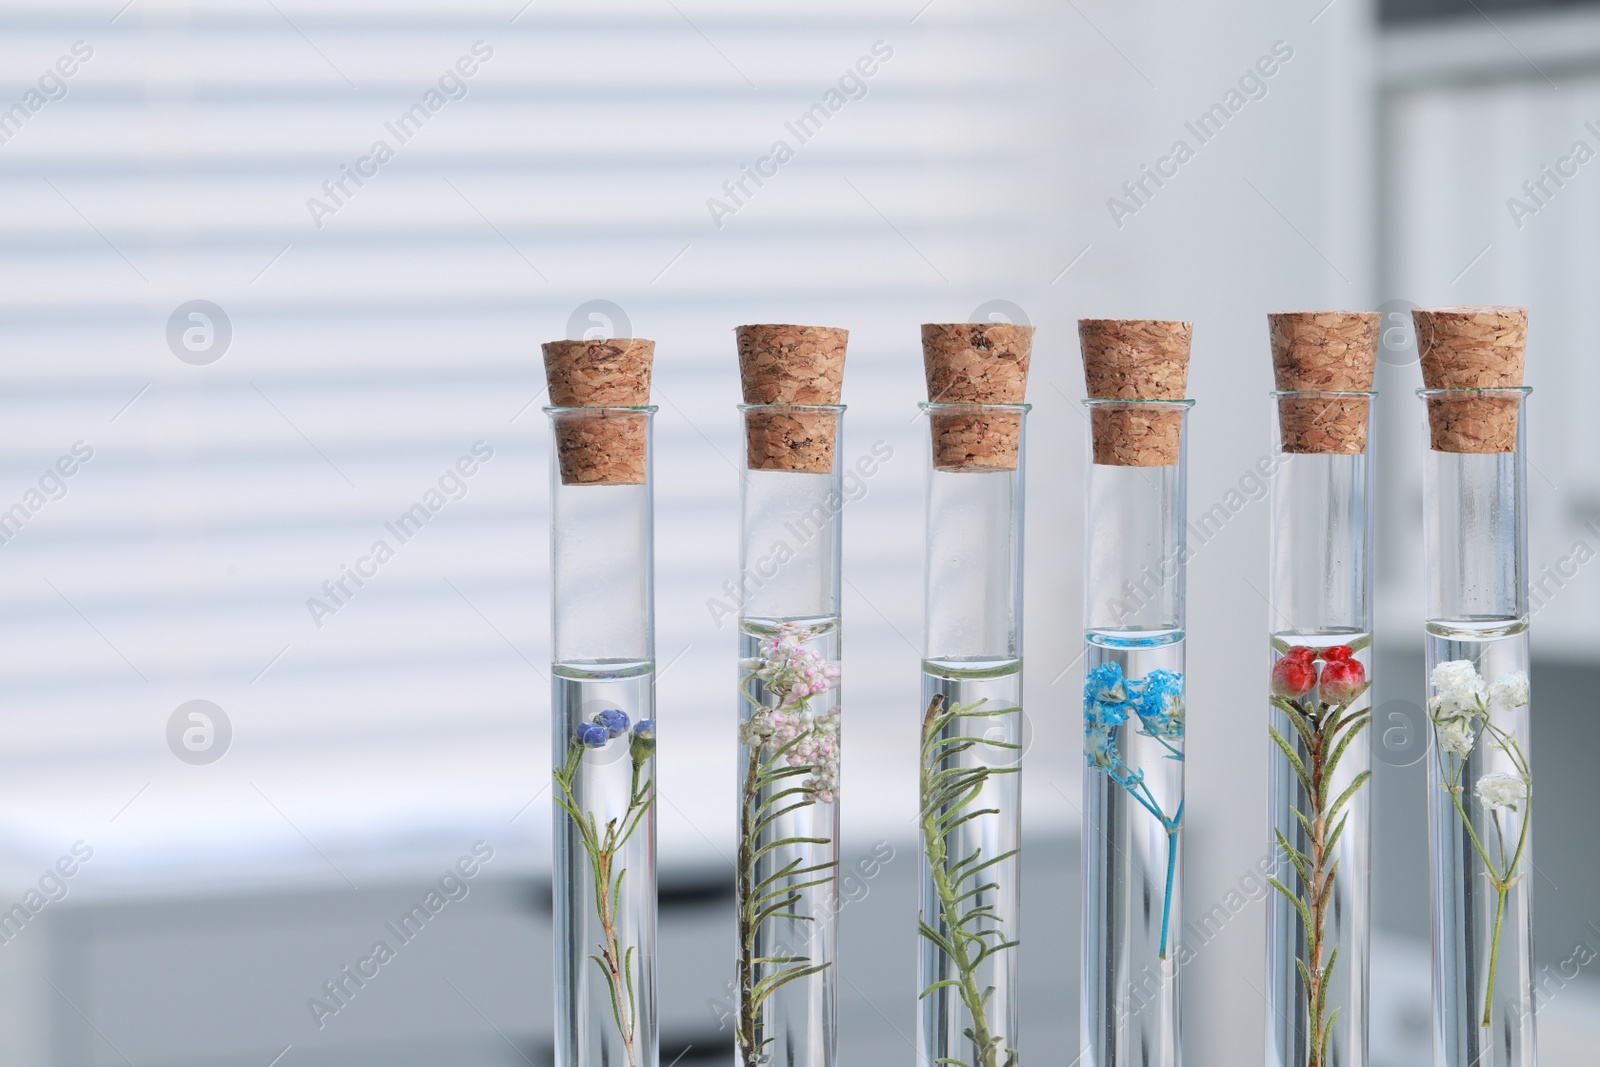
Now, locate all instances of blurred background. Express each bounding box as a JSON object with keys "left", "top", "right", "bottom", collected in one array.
[{"left": 0, "top": 0, "right": 1597, "bottom": 1063}]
